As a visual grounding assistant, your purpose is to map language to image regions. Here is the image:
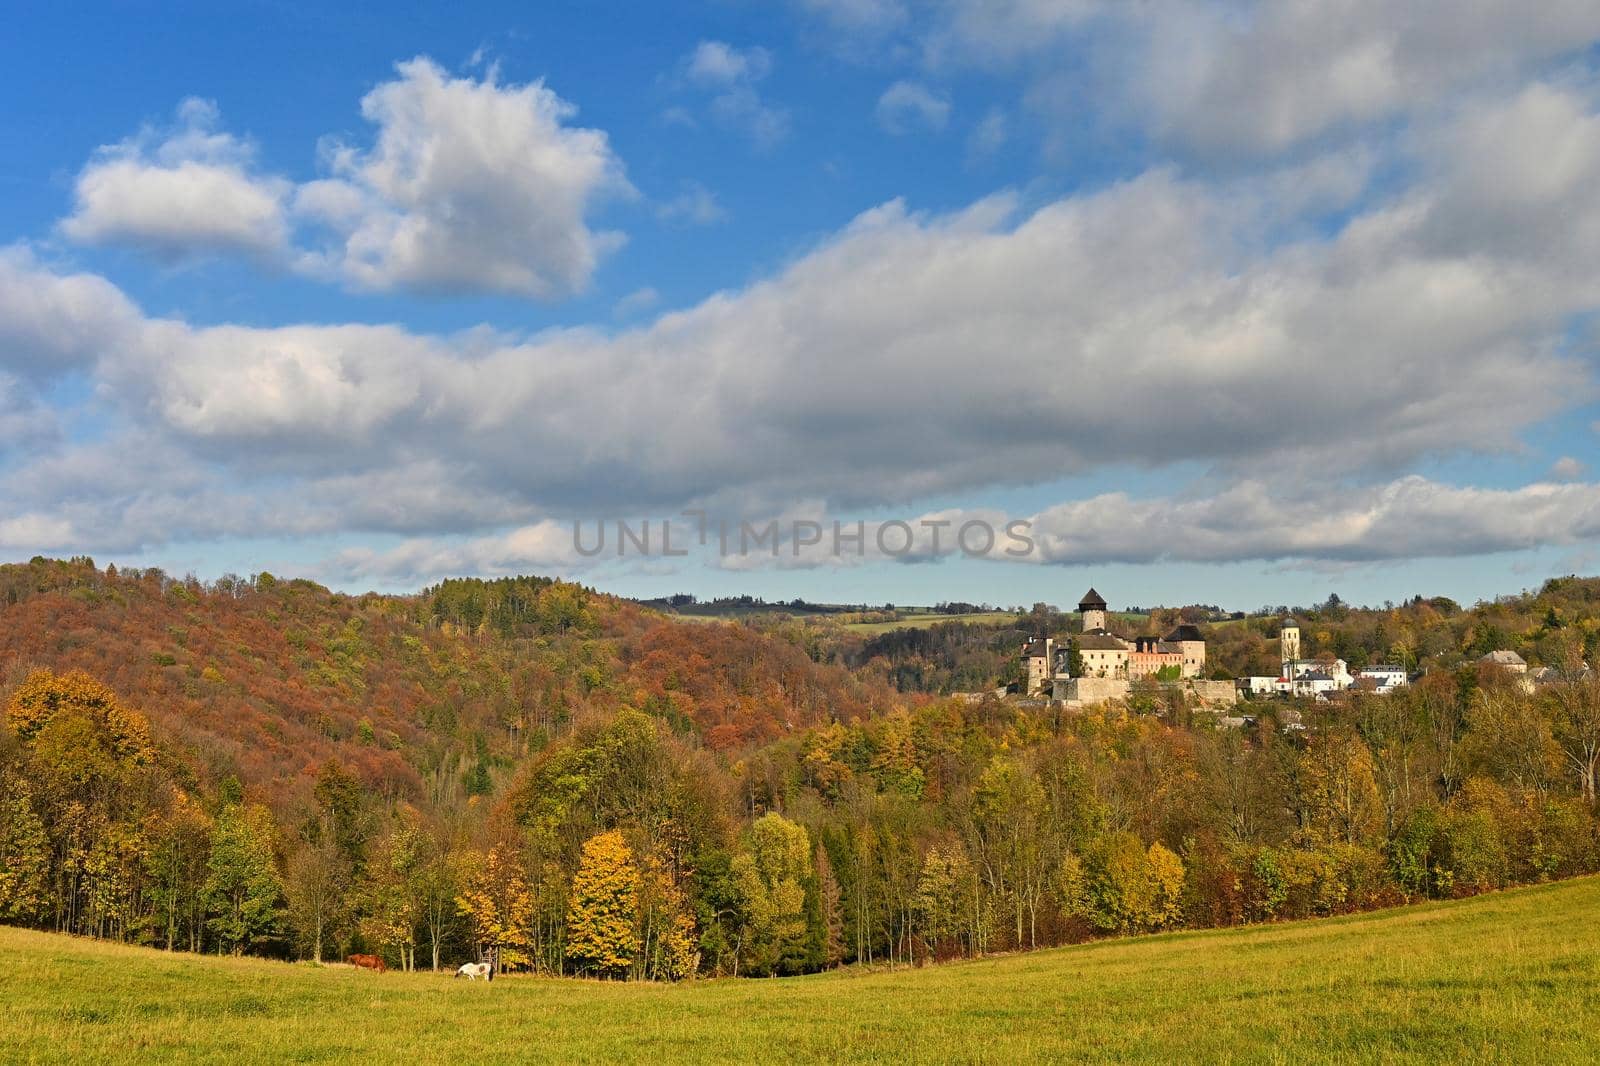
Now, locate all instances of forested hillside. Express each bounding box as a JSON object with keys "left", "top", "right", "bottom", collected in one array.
[
  {"left": 2, "top": 558, "right": 1599, "bottom": 985},
  {"left": 0, "top": 558, "right": 899, "bottom": 803}
]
